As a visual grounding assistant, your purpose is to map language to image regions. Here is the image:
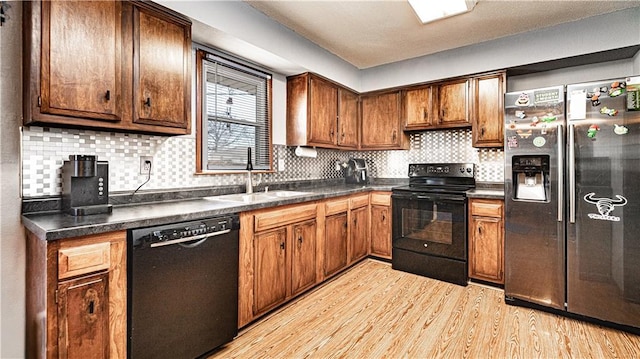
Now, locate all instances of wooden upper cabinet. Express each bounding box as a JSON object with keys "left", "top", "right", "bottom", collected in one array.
[
  {"left": 308, "top": 76, "right": 338, "bottom": 146},
  {"left": 132, "top": 4, "right": 191, "bottom": 130},
  {"left": 35, "top": 0, "right": 122, "bottom": 123},
  {"left": 471, "top": 72, "right": 506, "bottom": 148},
  {"left": 23, "top": 0, "right": 191, "bottom": 135},
  {"left": 404, "top": 85, "right": 435, "bottom": 130},
  {"left": 287, "top": 73, "right": 359, "bottom": 149},
  {"left": 360, "top": 91, "right": 407, "bottom": 150},
  {"left": 436, "top": 78, "right": 470, "bottom": 127},
  {"left": 337, "top": 88, "right": 359, "bottom": 148}
]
